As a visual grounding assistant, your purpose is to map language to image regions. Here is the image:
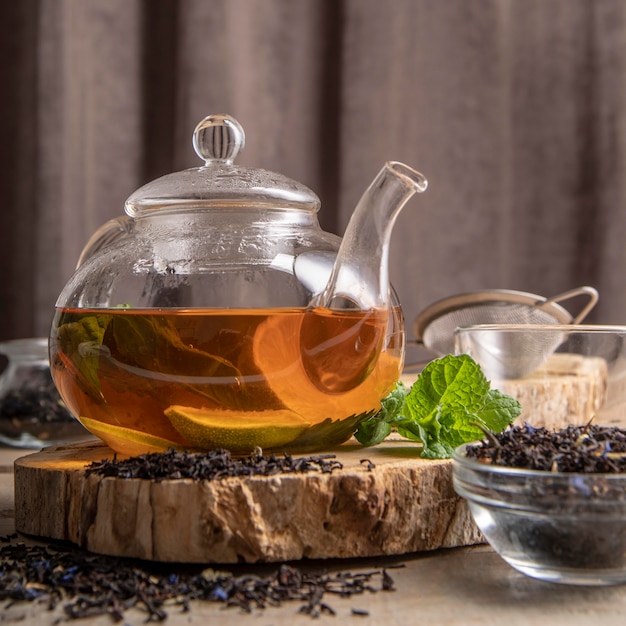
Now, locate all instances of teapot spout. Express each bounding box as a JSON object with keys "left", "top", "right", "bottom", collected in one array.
[{"left": 315, "top": 161, "right": 427, "bottom": 310}]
